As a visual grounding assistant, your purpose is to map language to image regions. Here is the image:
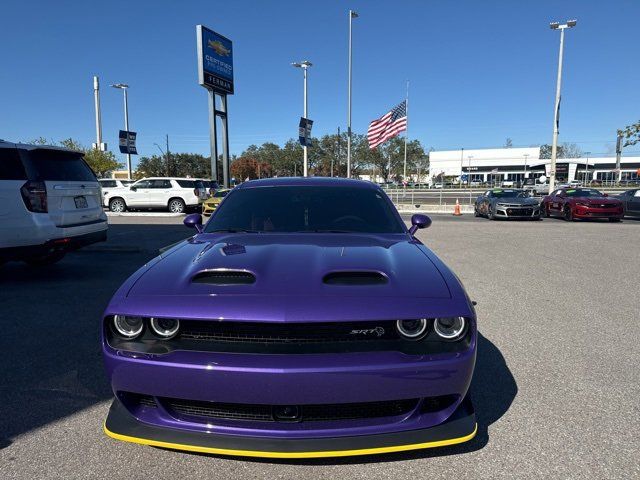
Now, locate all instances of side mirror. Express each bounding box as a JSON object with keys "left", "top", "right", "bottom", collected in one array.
[
  {"left": 409, "top": 213, "right": 432, "bottom": 235},
  {"left": 184, "top": 213, "right": 204, "bottom": 233},
  {"left": 603, "top": 193, "right": 609, "bottom": 197},
  {"left": 130, "top": 186, "right": 137, "bottom": 191}
]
